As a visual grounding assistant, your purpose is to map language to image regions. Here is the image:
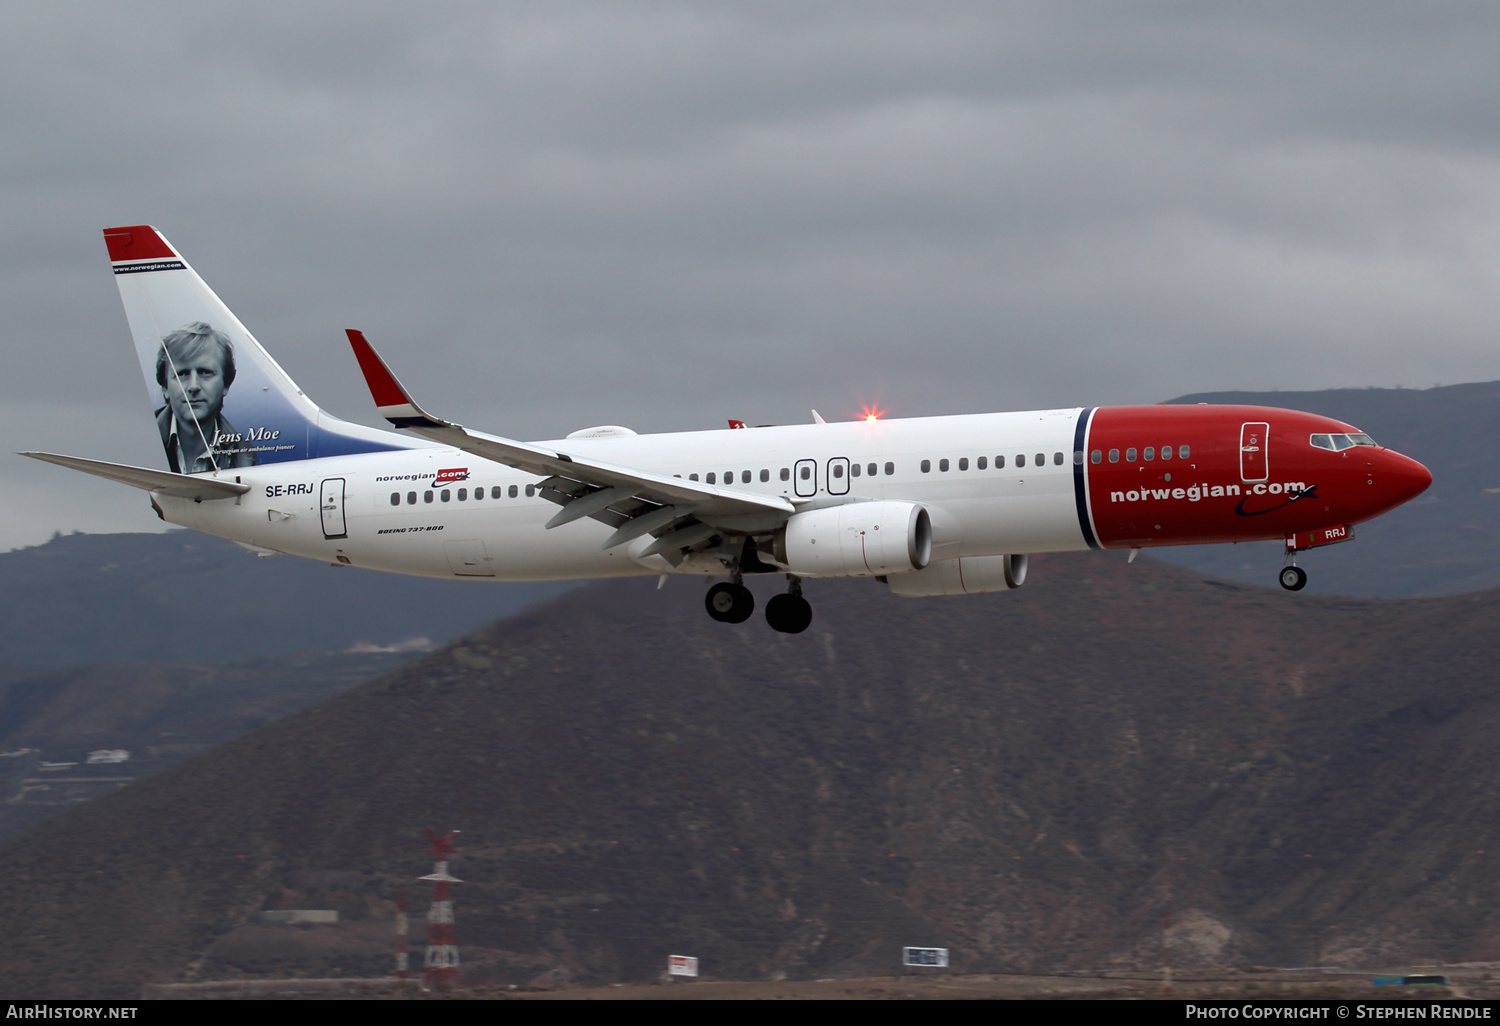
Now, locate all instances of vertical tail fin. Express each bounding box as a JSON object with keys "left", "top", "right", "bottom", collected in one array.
[{"left": 104, "top": 225, "right": 405, "bottom": 472}]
